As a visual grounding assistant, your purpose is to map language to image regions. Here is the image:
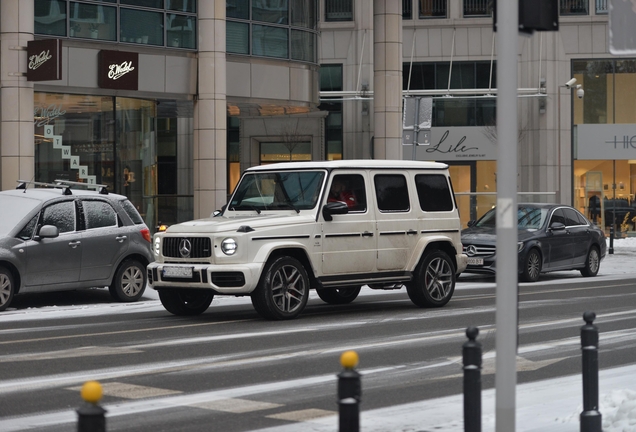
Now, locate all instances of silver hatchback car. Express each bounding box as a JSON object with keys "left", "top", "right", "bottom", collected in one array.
[{"left": 0, "top": 180, "right": 154, "bottom": 311}]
